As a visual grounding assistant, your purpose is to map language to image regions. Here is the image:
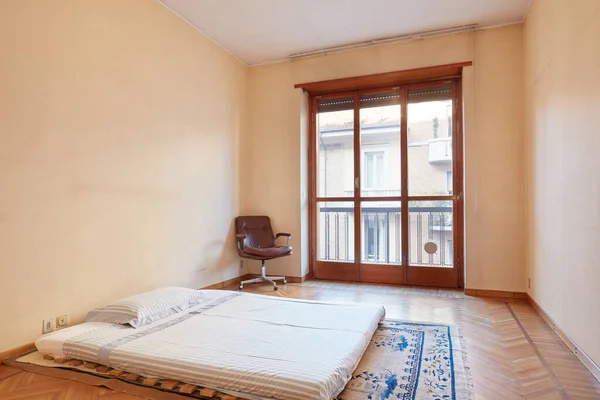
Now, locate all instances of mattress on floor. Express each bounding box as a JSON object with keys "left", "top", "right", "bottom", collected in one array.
[{"left": 35, "top": 290, "right": 386, "bottom": 400}]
